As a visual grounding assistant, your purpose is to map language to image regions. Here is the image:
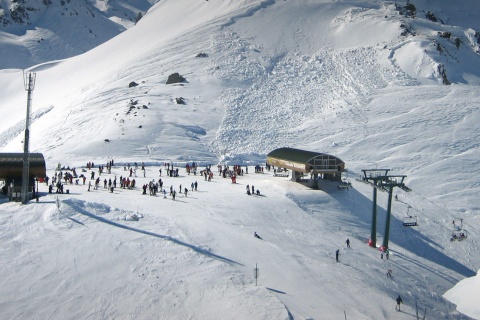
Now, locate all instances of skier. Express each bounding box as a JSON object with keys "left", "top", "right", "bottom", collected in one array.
[
  {"left": 346, "top": 238, "right": 350, "bottom": 248},
  {"left": 335, "top": 249, "right": 340, "bottom": 262},
  {"left": 395, "top": 295, "right": 403, "bottom": 311},
  {"left": 254, "top": 232, "right": 262, "bottom": 239},
  {"left": 387, "top": 269, "right": 392, "bottom": 278}
]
